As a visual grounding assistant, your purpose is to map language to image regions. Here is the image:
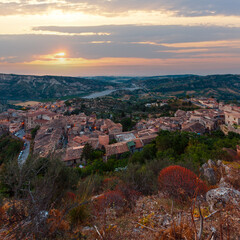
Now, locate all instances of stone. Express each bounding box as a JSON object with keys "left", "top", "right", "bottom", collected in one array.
[
  {"left": 204, "top": 168, "right": 217, "bottom": 185},
  {"left": 206, "top": 187, "right": 240, "bottom": 211},
  {"left": 202, "top": 163, "right": 209, "bottom": 170},
  {"left": 217, "top": 160, "right": 222, "bottom": 167},
  {"left": 222, "top": 163, "right": 231, "bottom": 175},
  {"left": 208, "top": 159, "right": 216, "bottom": 168},
  {"left": 160, "top": 214, "right": 172, "bottom": 227},
  {"left": 82, "top": 226, "right": 94, "bottom": 231},
  {"left": 218, "top": 177, "right": 232, "bottom": 188}
]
